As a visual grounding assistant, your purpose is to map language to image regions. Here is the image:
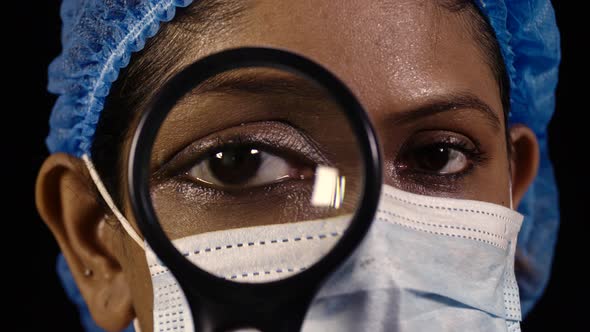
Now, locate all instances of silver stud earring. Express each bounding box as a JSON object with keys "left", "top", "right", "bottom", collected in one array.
[{"left": 83, "top": 268, "right": 93, "bottom": 277}]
